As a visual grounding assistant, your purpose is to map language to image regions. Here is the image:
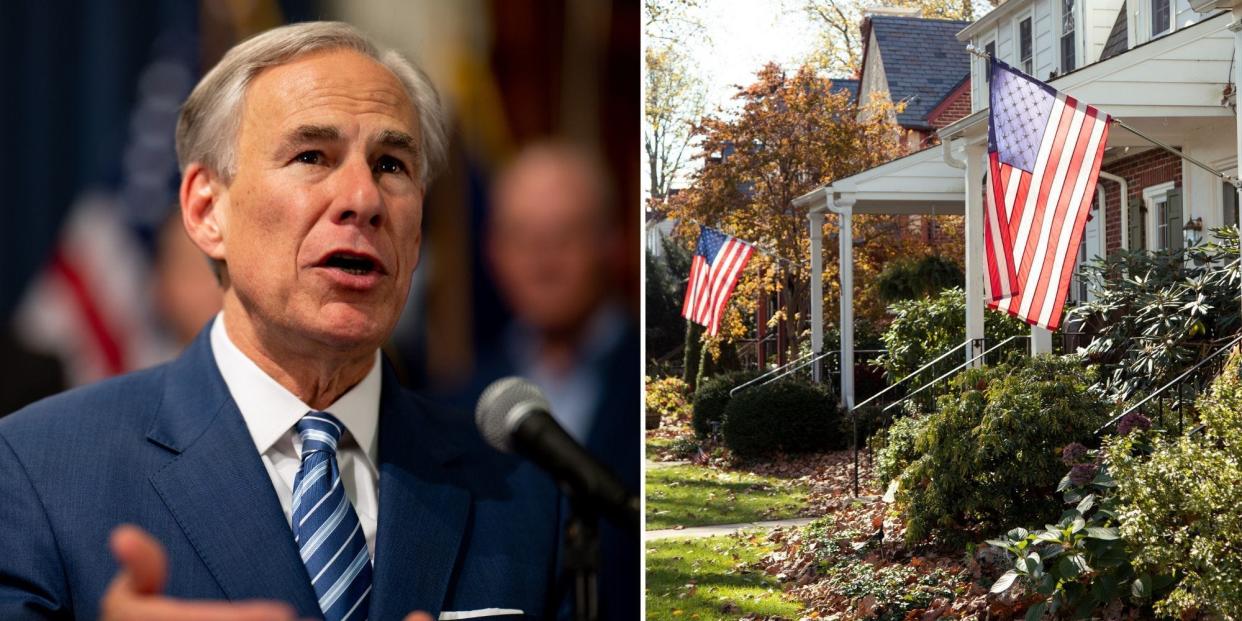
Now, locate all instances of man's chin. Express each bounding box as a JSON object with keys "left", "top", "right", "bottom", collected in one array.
[{"left": 305, "top": 306, "right": 393, "bottom": 351}]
